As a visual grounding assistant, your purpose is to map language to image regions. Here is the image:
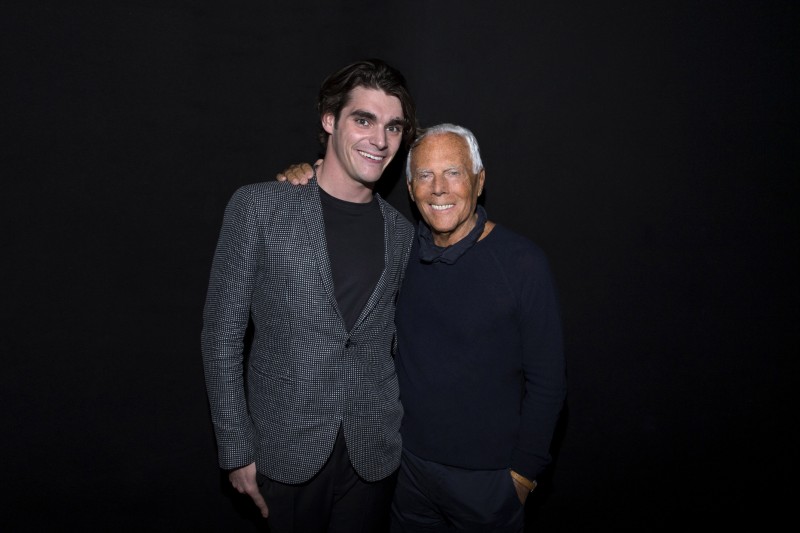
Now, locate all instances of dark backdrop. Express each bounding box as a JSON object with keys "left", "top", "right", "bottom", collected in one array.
[{"left": 3, "top": 1, "right": 796, "bottom": 530}]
